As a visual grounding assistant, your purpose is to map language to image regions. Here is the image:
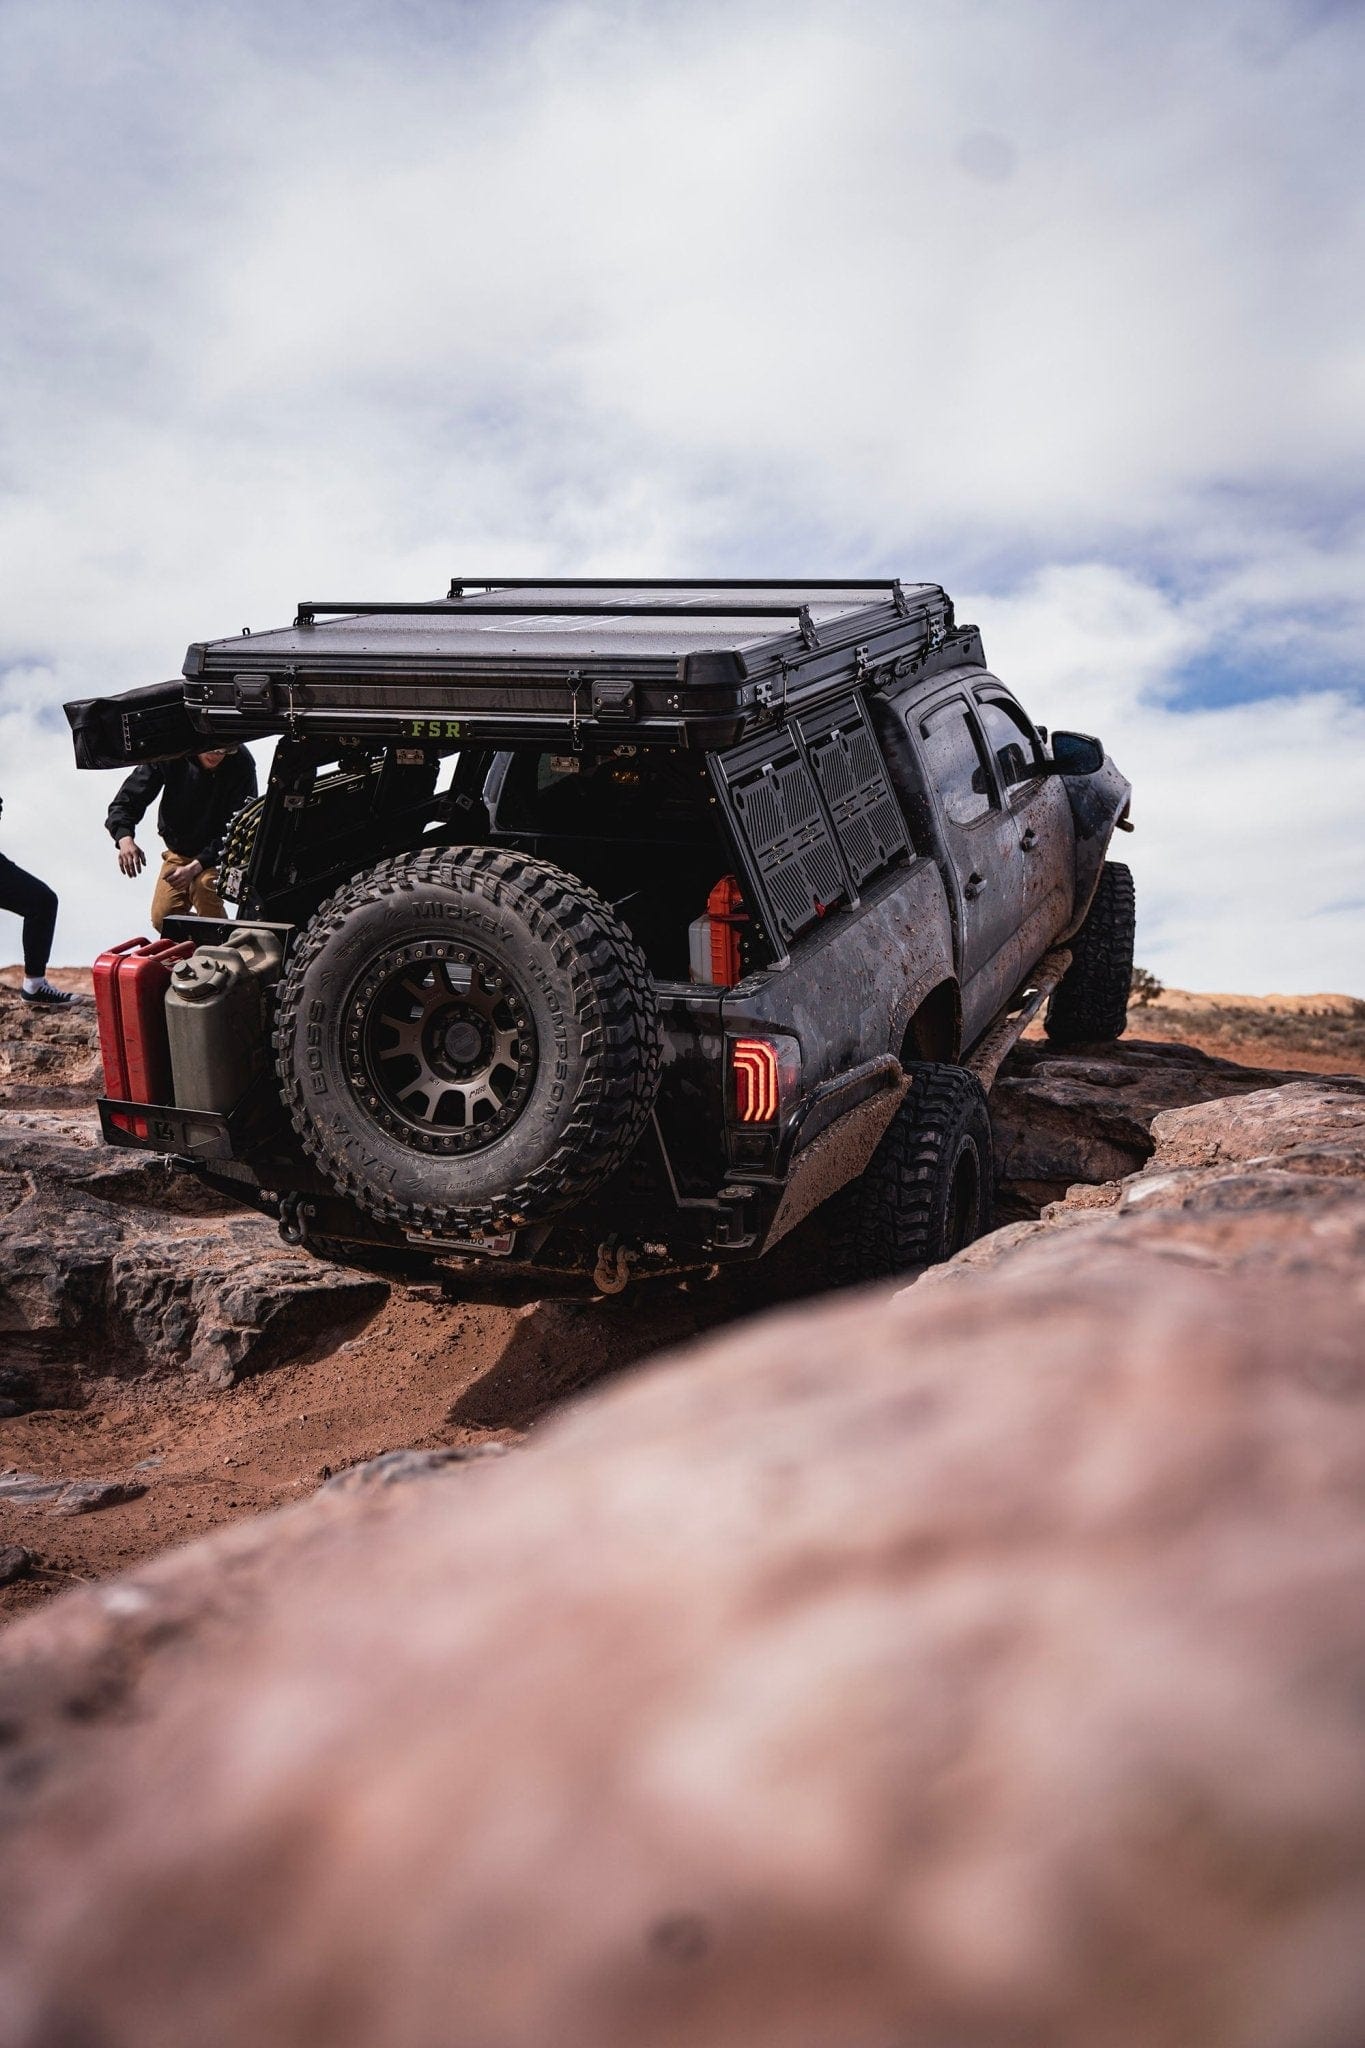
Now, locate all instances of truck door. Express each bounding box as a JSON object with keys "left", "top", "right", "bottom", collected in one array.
[
  {"left": 912, "top": 695, "right": 1024, "bottom": 1047},
  {"left": 973, "top": 688, "right": 1075, "bottom": 976}
]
